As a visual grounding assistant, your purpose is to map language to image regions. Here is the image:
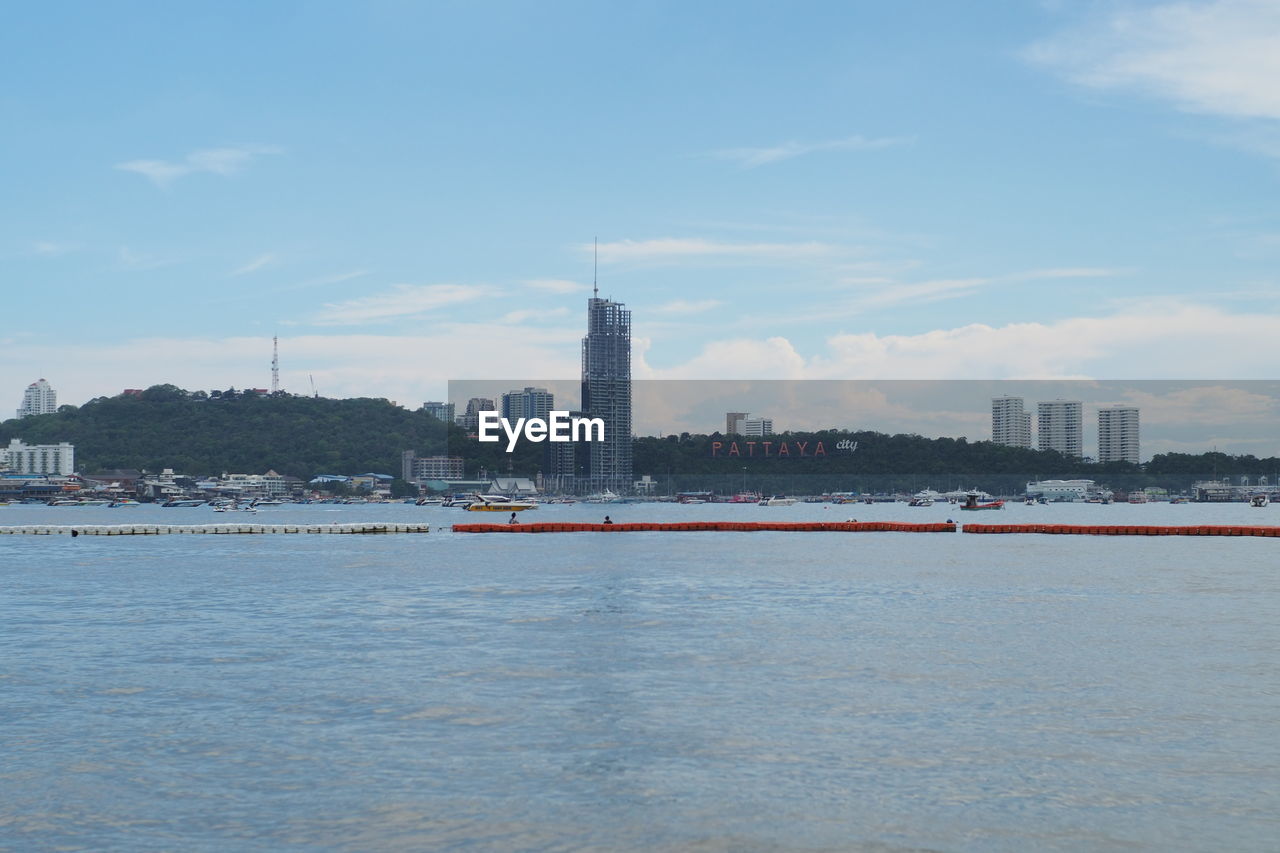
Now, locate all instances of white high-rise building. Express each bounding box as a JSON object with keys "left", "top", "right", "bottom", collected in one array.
[
  {"left": 502, "top": 387, "right": 554, "bottom": 422},
  {"left": 1098, "top": 406, "right": 1140, "bottom": 464},
  {"left": 991, "top": 396, "right": 1032, "bottom": 448},
  {"left": 727, "top": 413, "right": 773, "bottom": 436},
  {"left": 1037, "top": 399, "right": 1083, "bottom": 457},
  {"left": 740, "top": 416, "right": 774, "bottom": 437},
  {"left": 17, "top": 378, "right": 57, "bottom": 418},
  {"left": 2, "top": 439, "right": 75, "bottom": 475}
]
